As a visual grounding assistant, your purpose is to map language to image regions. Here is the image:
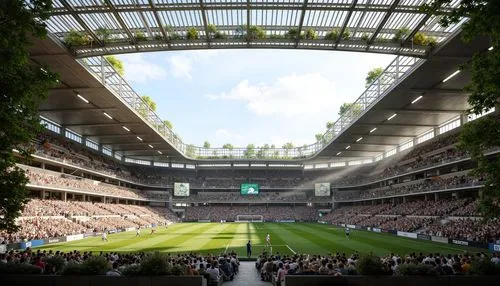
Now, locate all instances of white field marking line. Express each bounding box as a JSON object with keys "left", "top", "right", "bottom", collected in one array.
[
  {"left": 253, "top": 244, "right": 287, "bottom": 247},
  {"left": 224, "top": 244, "right": 229, "bottom": 253},
  {"left": 286, "top": 244, "right": 297, "bottom": 255}
]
